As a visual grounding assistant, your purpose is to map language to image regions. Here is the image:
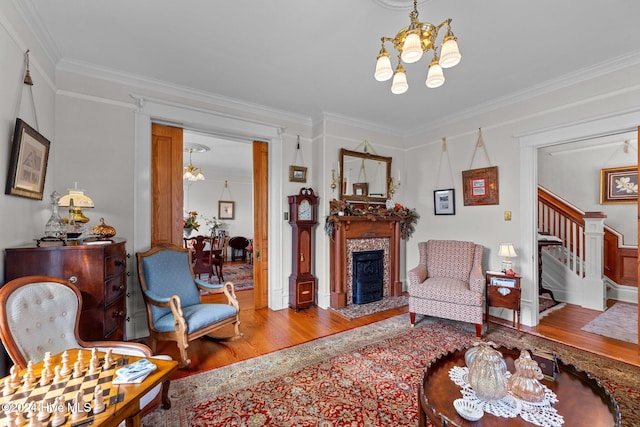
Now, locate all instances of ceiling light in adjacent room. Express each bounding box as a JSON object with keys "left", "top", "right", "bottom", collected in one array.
[{"left": 184, "top": 147, "right": 205, "bottom": 181}]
